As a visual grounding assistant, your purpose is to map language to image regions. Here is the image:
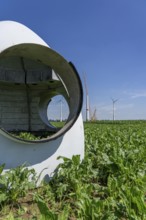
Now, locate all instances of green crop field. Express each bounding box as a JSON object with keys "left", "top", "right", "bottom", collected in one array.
[{"left": 0, "top": 121, "right": 146, "bottom": 219}]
